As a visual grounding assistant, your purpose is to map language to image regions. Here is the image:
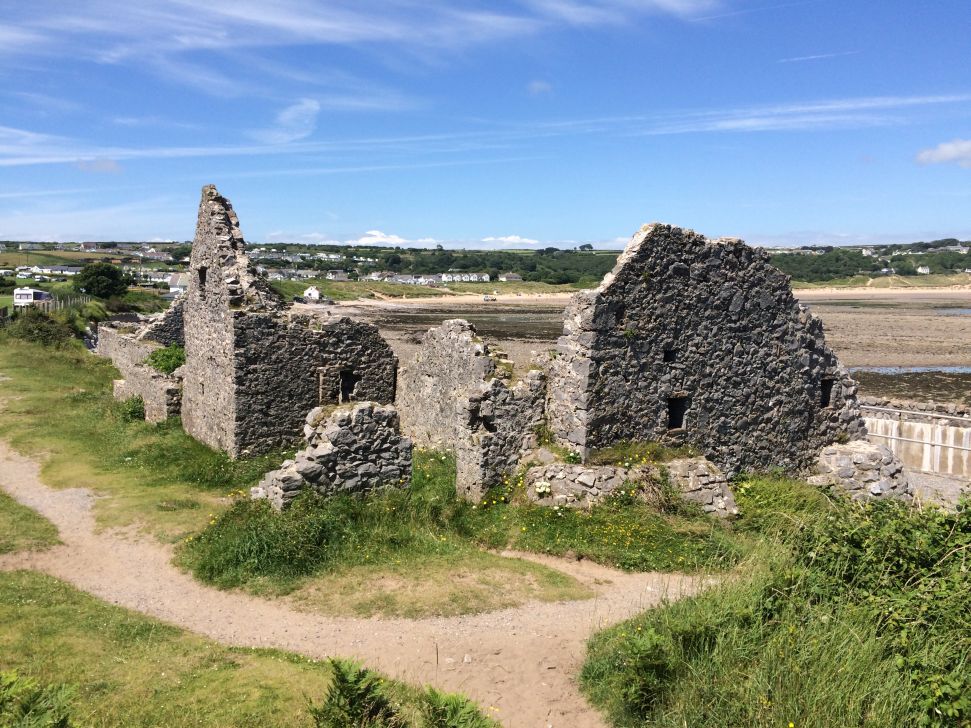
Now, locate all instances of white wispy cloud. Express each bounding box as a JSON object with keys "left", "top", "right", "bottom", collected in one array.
[
  {"left": 916, "top": 139, "right": 971, "bottom": 168},
  {"left": 75, "top": 158, "right": 123, "bottom": 173},
  {"left": 347, "top": 230, "right": 440, "bottom": 246},
  {"left": 482, "top": 234, "right": 541, "bottom": 245},
  {"left": 527, "top": 80, "right": 553, "bottom": 96},
  {"left": 777, "top": 50, "right": 860, "bottom": 63},
  {"left": 250, "top": 98, "right": 321, "bottom": 144}
]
